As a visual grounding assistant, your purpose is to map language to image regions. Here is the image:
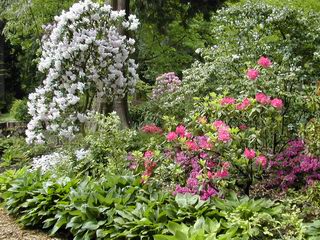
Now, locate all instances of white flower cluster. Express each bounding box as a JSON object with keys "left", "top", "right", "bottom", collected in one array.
[
  {"left": 75, "top": 148, "right": 90, "bottom": 160},
  {"left": 26, "top": 0, "right": 139, "bottom": 144},
  {"left": 32, "top": 152, "right": 69, "bottom": 173}
]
